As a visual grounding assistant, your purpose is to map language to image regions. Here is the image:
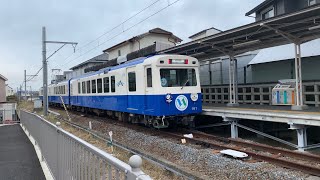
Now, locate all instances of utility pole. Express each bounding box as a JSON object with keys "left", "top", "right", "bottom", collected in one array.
[
  {"left": 42, "top": 26, "right": 77, "bottom": 116},
  {"left": 19, "top": 85, "right": 22, "bottom": 102},
  {"left": 24, "top": 70, "right": 27, "bottom": 101},
  {"left": 25, "top": 70, "right": 38, "bottom": 102}
]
